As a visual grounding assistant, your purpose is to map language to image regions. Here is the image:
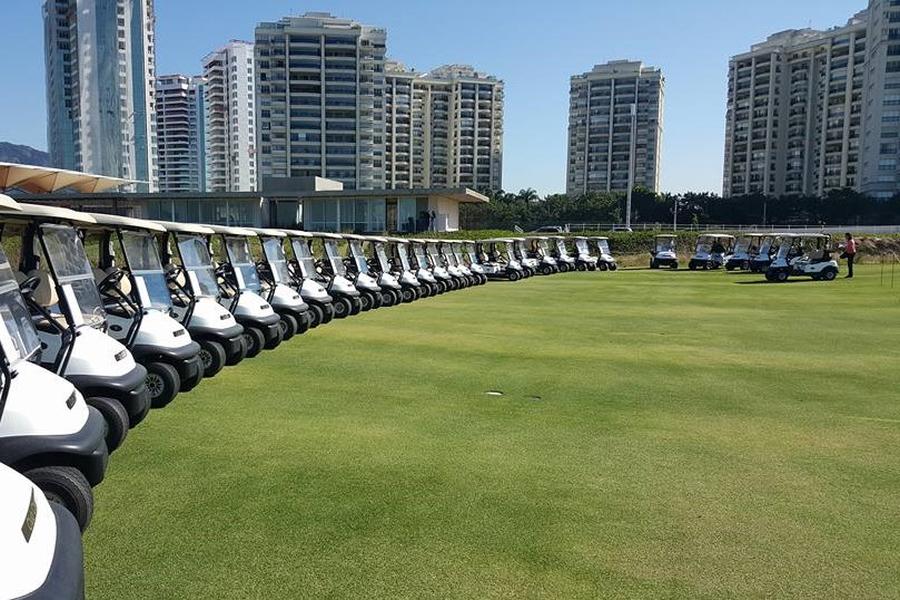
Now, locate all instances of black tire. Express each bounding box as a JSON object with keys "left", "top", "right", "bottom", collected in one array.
[
  {"left": 198, "top": 339, "right": 227, "bottom": 377},
  {"left": 278, "top": 313, "right": 298, "bottom": 341},
  {"left": 776, "top": 271, "right": 789, "bottom": 282},
  {"left": 402, "top": 288, "right": 415, "bottom": 303},
  {"left": 307, "top": 304, "right": 323, "bottom": 328},
  {"left": 670, "top": 263, "right": 678, "bottom": 270},
  {"left": 609, "top": 263, "right": 618, "bottom": 271},
  {"left": 333, "top": 297, "right": 352, "bottom": 319},
  {"left": 370, "top": 291, "right": 383, "bottom": 309},
  {"left": 145, "top": 361, "right": 180, "bottom": 409},
  {"left": 598, "top": 263, "right": 608, "bottom": 271},
  {"left": 360, "top": 292, "right": 373, "bottom": 311},
  {"left": 390, "top": 289, "right": 403, "bottom": 305},
  {"left": 264, "top": 324, "right": 283, "bottom": 350},
  {"left": 26, "top": 466, "right": 94, "bottom": 532},
  {"left": 508, "top": 270, "right": 520, "bottom": 282},
  {"left": 242, "top": 327, "right": 265, "bottom": 357},
  {"left": 821, "top": 268, "right": 837, "bottom": 281},
  {"left": 86, "top": 396, "right": 128, "bottom": 453},
  {"left": 689, "top": 262, "right": 697, "bottom": 271},
  {"left": 650, "top": 260, "right": 658, "bottom": 269},
  {"left": 349, "top": 296, "right": 362, "bottom": 315},
  {"left": 541, "top": 265, "right": 552, "bottom": 275},
  {"left": 295, "top": 311, "right": 311, "bottom": 334}
]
